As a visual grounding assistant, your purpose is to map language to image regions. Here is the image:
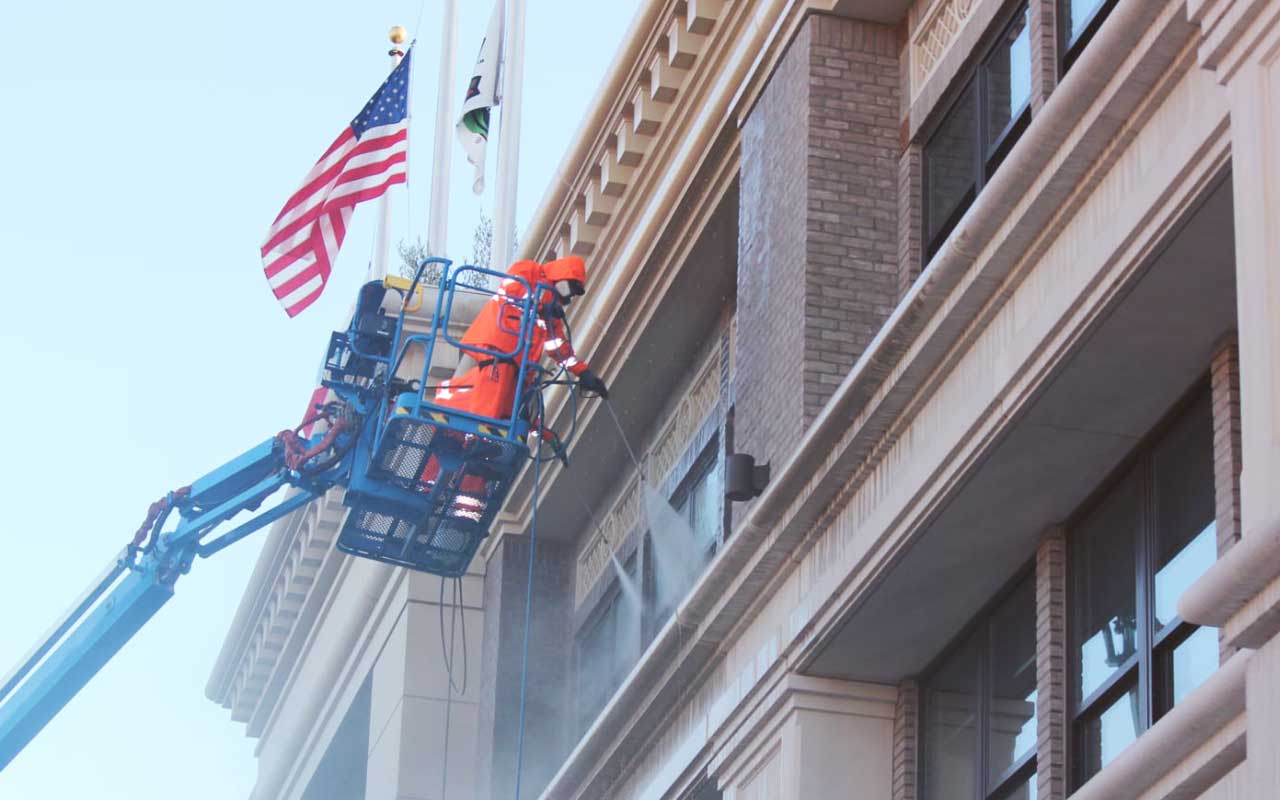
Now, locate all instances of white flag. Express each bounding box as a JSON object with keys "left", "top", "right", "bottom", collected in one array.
[{"left": 457, "top": 2, "right": 503, "bottom": 194}]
